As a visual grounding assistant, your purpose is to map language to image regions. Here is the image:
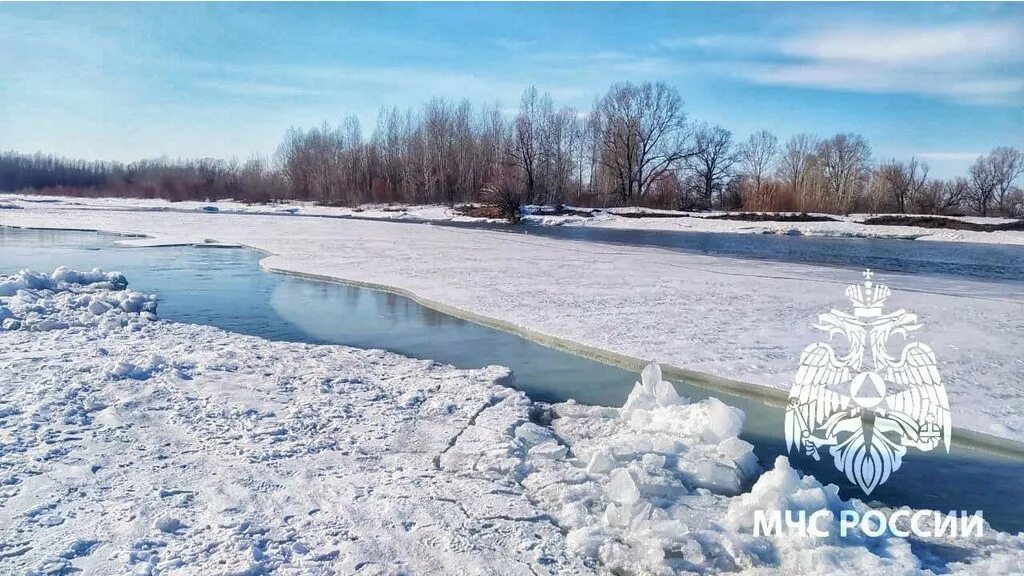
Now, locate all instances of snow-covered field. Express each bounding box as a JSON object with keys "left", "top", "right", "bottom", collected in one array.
[
  {"left": 4, "top": 194, "right": 1022, "bottom": 246},
  {"left": 2, "top": 269, "right": 1022, "bottom": 574},
  {"left": 0, "top": 202, "right": 1021, "bottom": 445}
]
